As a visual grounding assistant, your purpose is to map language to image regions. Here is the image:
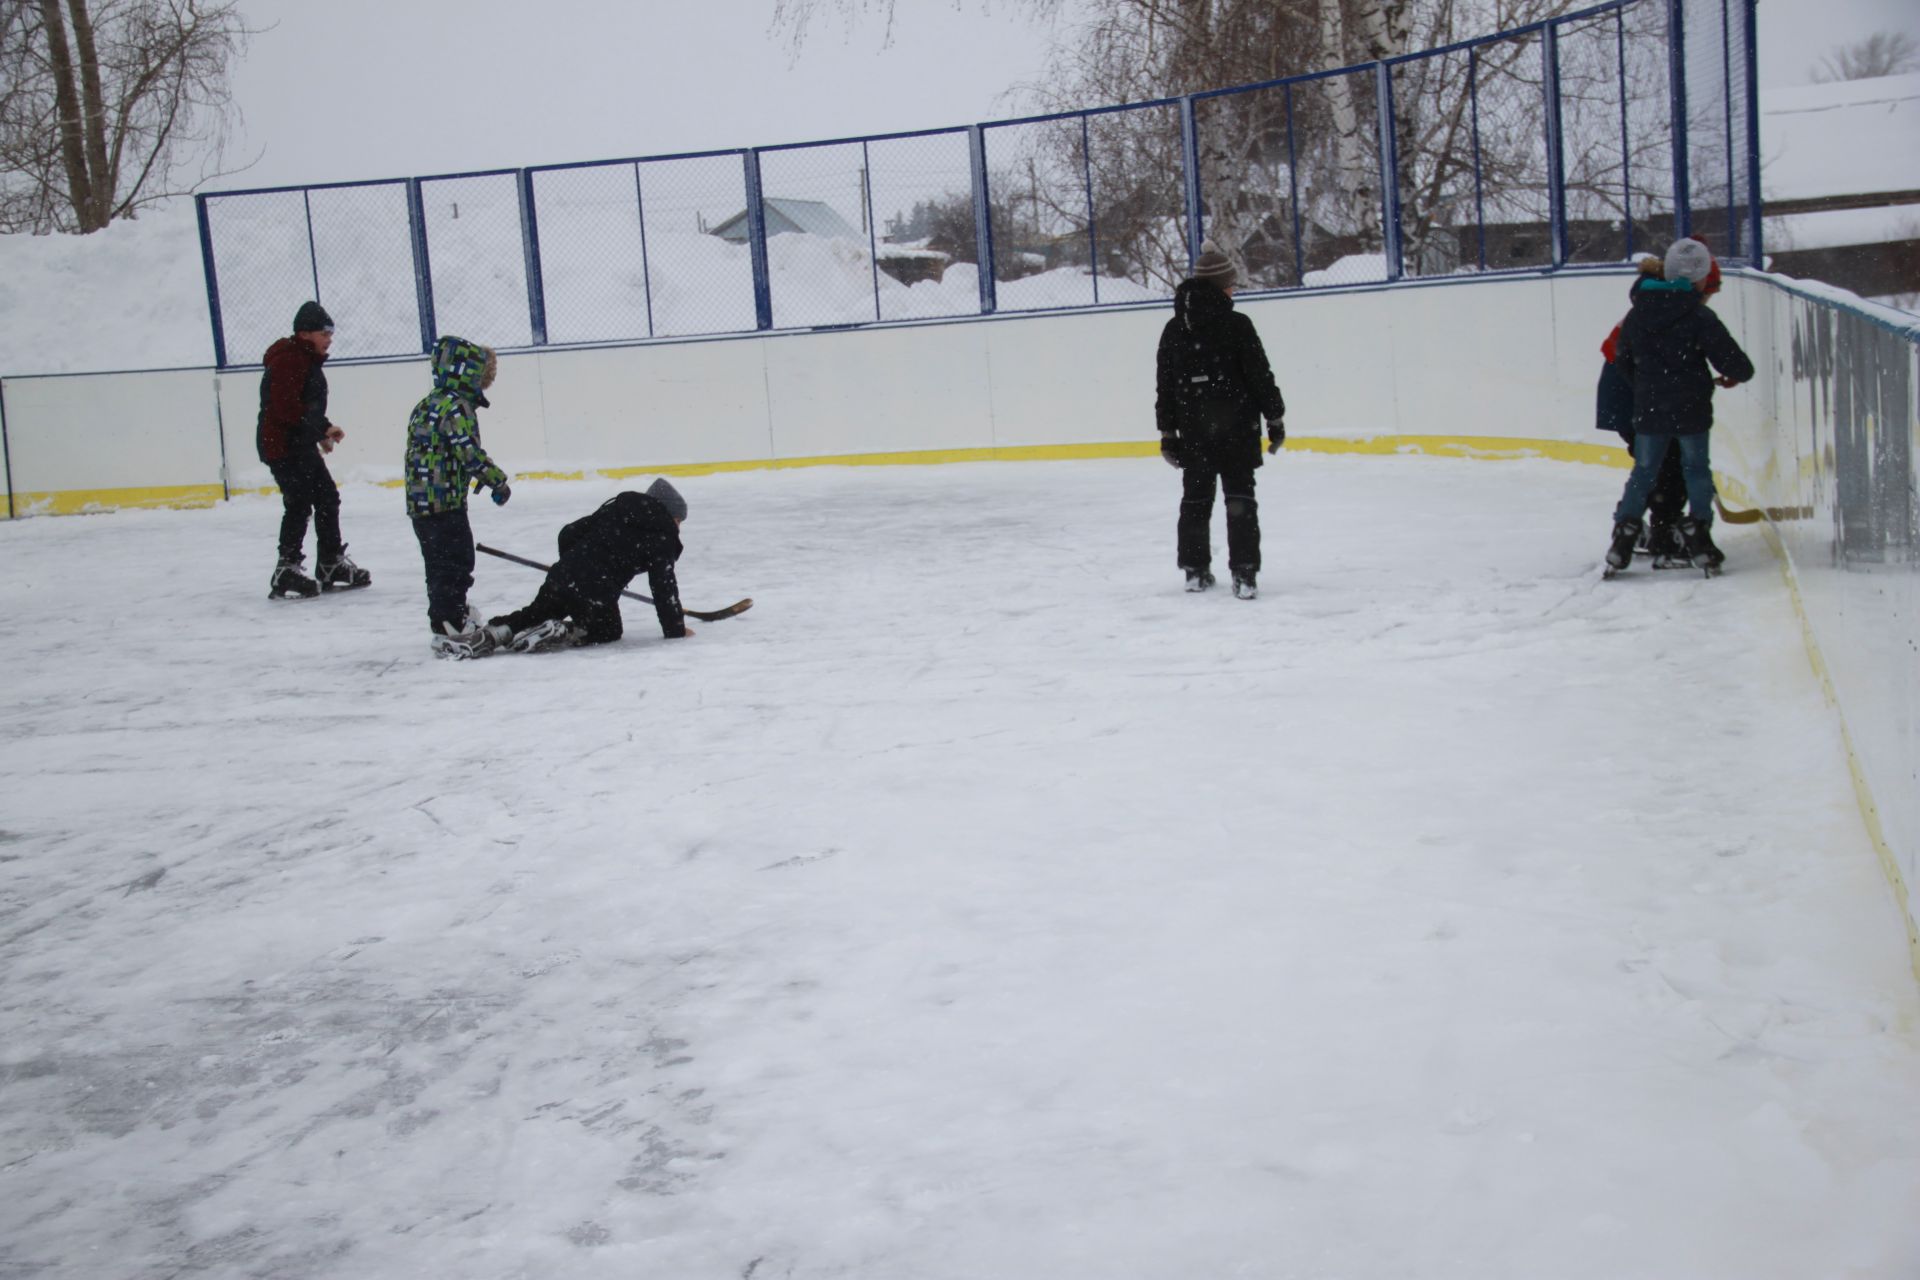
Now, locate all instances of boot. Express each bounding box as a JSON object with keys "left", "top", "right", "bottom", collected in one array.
[
  {"left": 429, "top": 617, "right": 498, "bottom": 660},
  {"left": 1680, "top": 518, "right": 1724, "bottom": 571},
  {"left": 507, "top": 618, "right": 579, "bottom": 654},
  {"left": 1605, "top": 518, "right": 1643, "bottom": 572},
  {"left": 1184, "top": 568, "right": 1215, "bottom": 593},
  {"left": 316, "top": 546, "right": 372, "bottom": 592},
  {"left": 1649, "top": 520, "right": 1691, "bottom": 569},
  {"left": 268, "top": 555, "right": 320, "bottom": 600},
  {"left": 1231, "top": 570, "right": 1257, "bottom": 600}
]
